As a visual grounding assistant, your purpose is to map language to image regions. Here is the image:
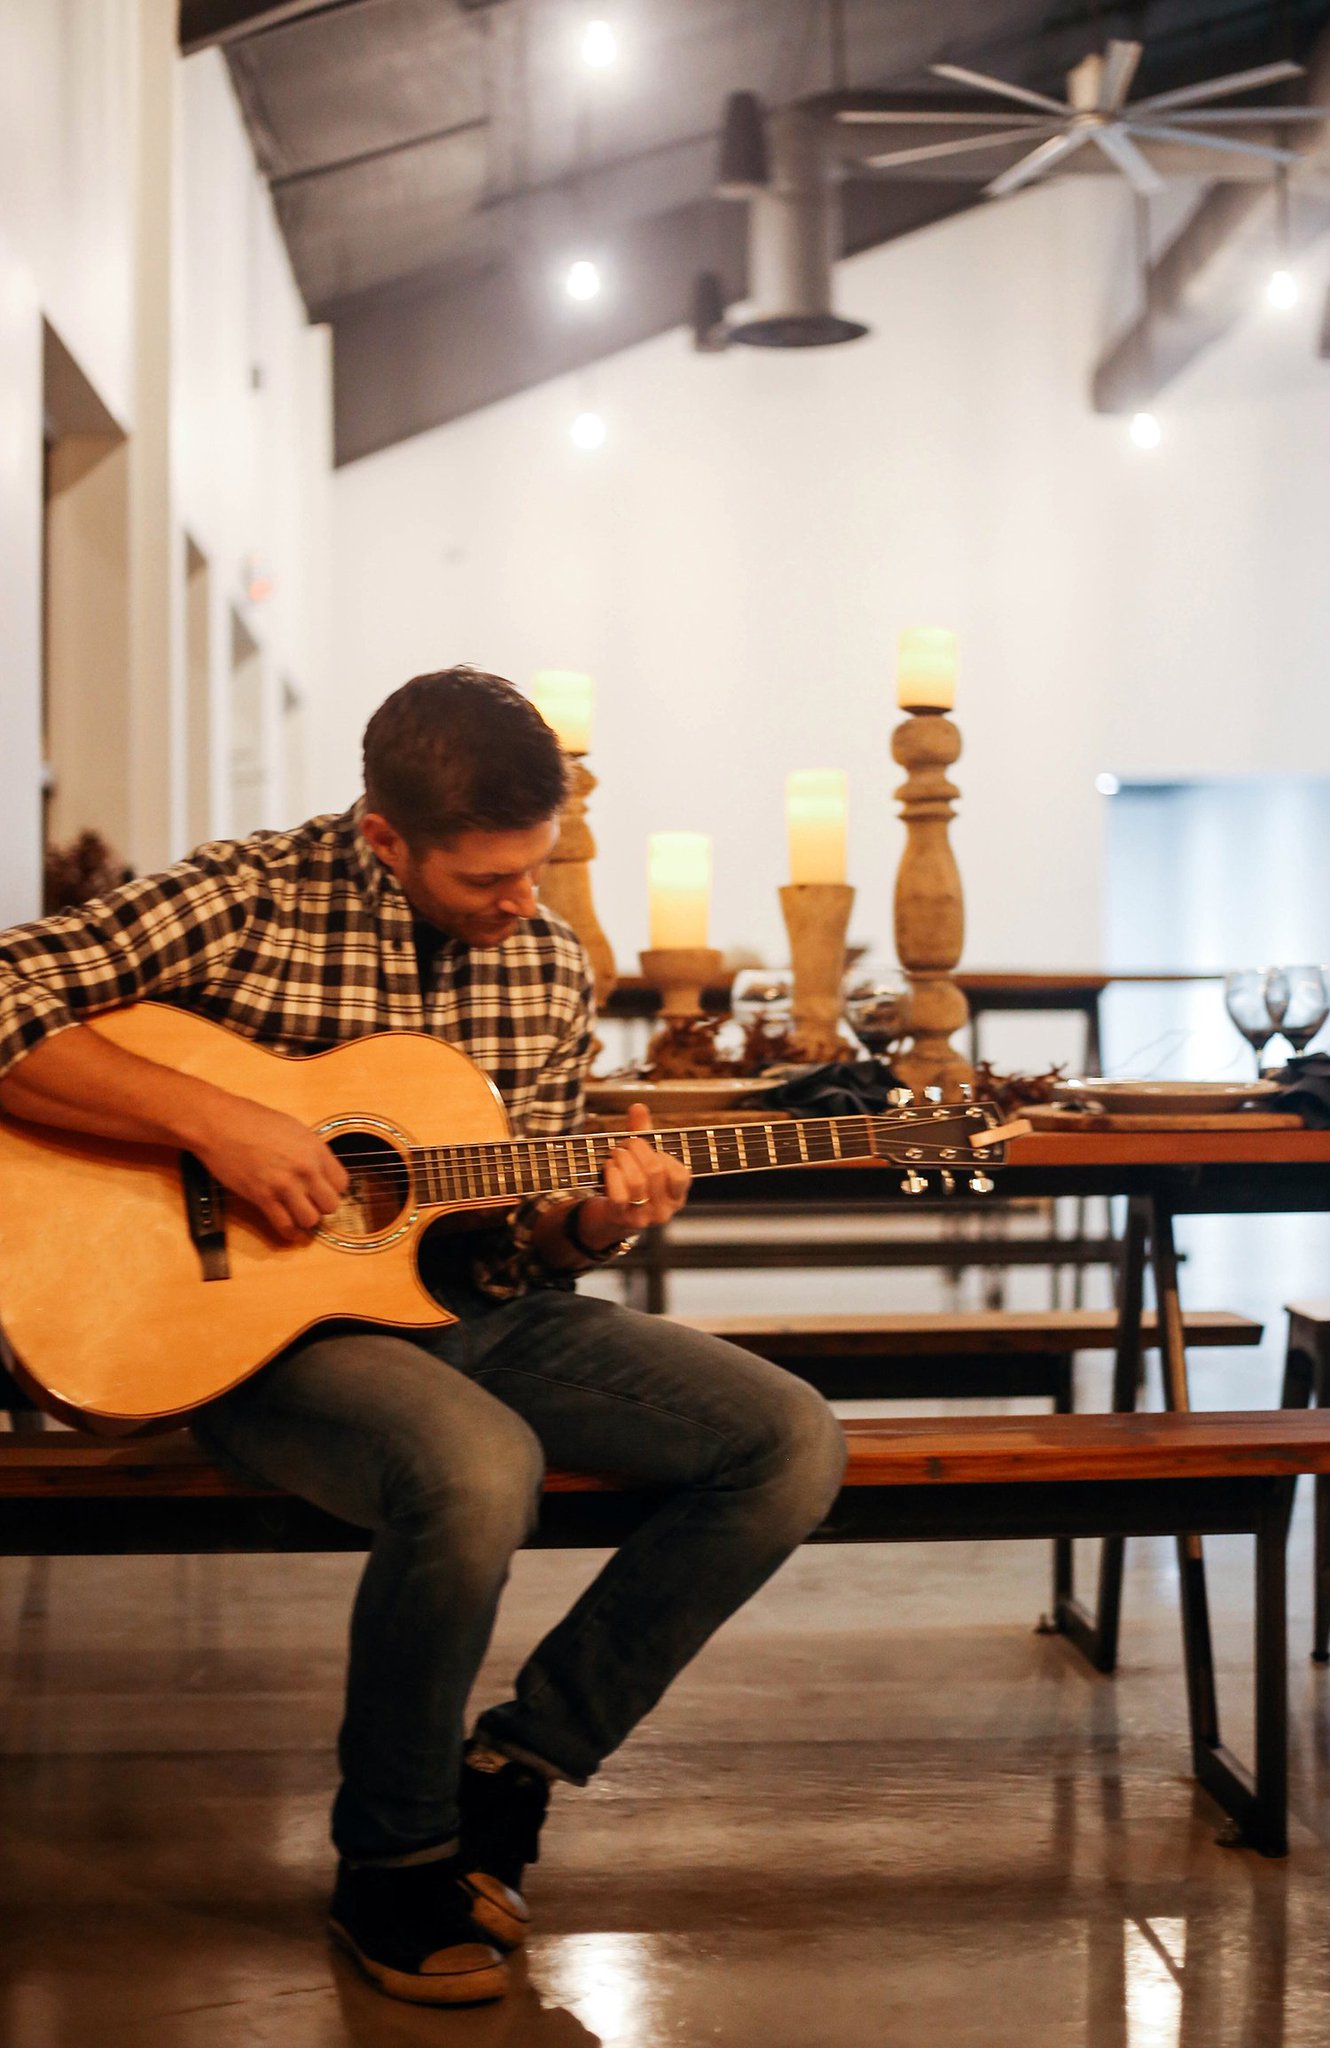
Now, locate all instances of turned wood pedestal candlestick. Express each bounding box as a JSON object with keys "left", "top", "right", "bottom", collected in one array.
[
  {"left": 638, "top": 947, "right": 725, "bottom": 1020},
  {"left": 891, "top": 710, "right": 974, "bottom": 1098},
  {"left": 537, "top": 755, "right": 616, "bottom": 1007},
  {"left": 779, "top": 882, "right": 855, "bottom": 1063}
]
